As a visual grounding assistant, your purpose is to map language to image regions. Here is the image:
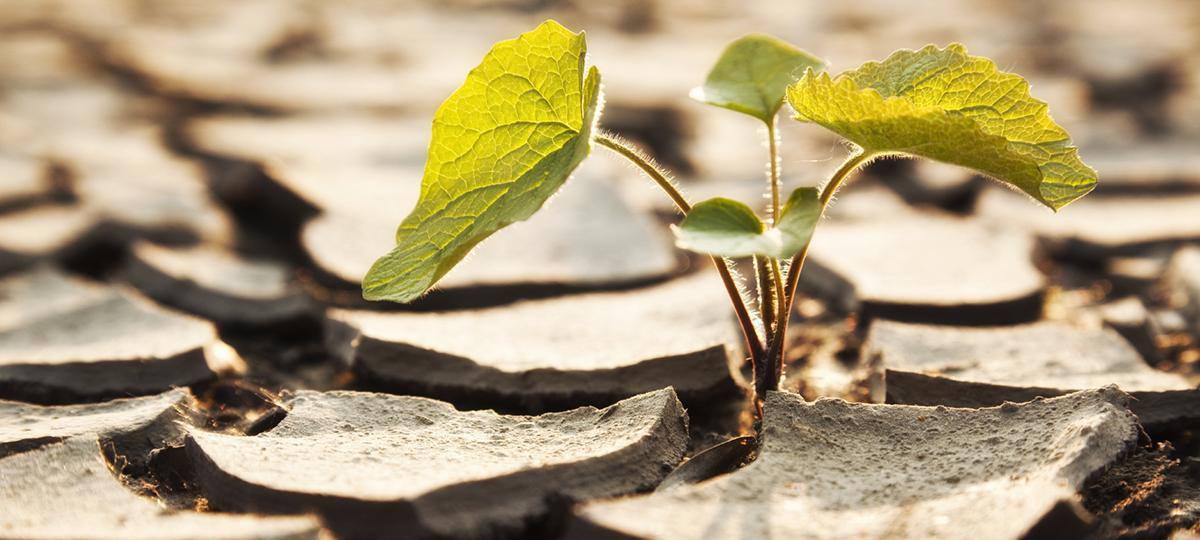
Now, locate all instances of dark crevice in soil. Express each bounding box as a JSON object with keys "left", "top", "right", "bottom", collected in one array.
[
  {"left": 0, "top": 377, "right": 203, "bottom": 406},
  {"left": 857, "top": 291, "right": 1045, "bottom": 328},
  {"left": 91, "top": 380, "right": 299, "bottom": 514},
  {"left": 681, "top": 390, "right": 753, "bottom": 457},
  {"left": 1083, "top": 443, "right": 1200, "bottom": 539},
  {"left": 94, "top": 396, "right": 209, "bottom": 510},
  {"left": 349, "top": 357, "right": 743, "bottom": 417},
  {"left": 1021, "top": 500, "right": 1098, "bottom": 540},
  {"left": 0, "top": 436, "right": 65, "bottom": 460},
  {"left": 102, "top": 440, "right": 208, "bottom": 511},
  {"left": 161, "top": 145, "right": 319, "bottom": 265},
  {"left": 1087, "top": 64, "right": 1184, "bottom": 136},
  {"left": 187, "top": 379, "right": 289, "bottom": 436},
  {"left": 63, "top": 29, "right": 288, "bottom": 118},
  {"left": 657, "top": 435, "right": 758, "bottom": 491},
  {"left": 219, "top": 322, "right": 330, "bottom": 368}
]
